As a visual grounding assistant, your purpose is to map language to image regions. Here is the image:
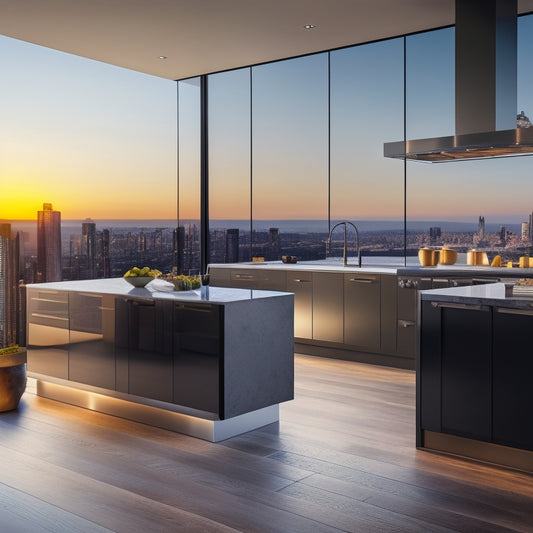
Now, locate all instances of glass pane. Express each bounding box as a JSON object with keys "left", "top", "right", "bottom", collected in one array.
[
  {"left": 177, "top": 78, "right": 201, "bottom": 274},
  {"left": 251, "top": 54, "right": 329, "bottom": 261},
  {"left": 208, "top": 68, "right": 251, "bottom": 264},
  {"left": 0, "top": 35, "right": 177, "bottom": 346},
  {"left": 406, "top": 28, "right": 455, "bottom": 139},
  {"left": 330, "top": 39, "right": 404, "bottom": 266},
  {"left": 405, "top": 19, "right": 533, "bottom": 266}
]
